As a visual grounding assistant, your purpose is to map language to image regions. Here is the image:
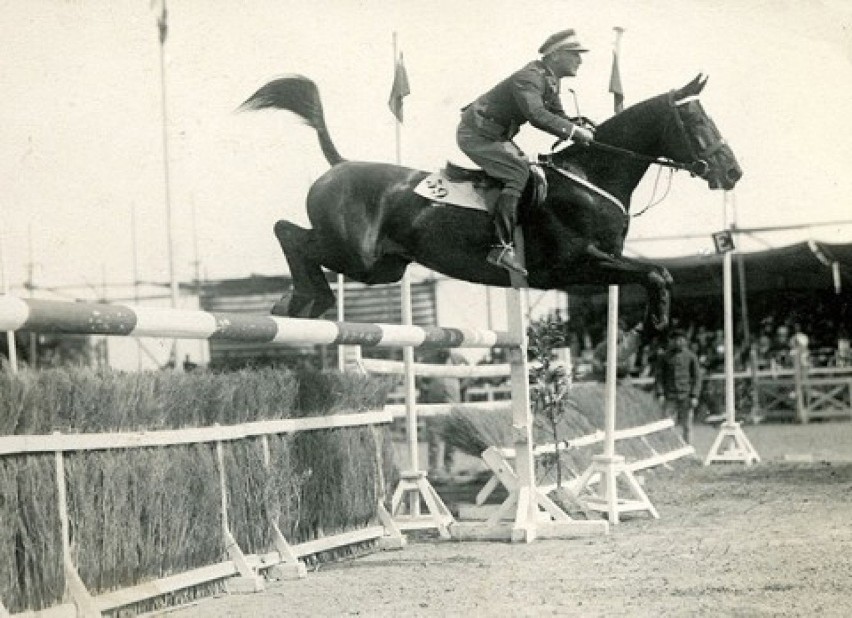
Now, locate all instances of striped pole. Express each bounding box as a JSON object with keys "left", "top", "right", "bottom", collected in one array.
[{"left": 0, "top": 296, "right": 517, "bottom": 349}]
